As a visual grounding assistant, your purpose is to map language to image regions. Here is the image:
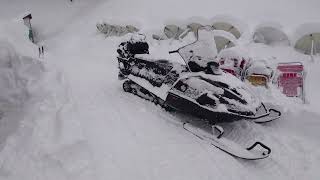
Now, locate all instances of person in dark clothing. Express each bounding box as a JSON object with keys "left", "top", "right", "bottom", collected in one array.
[
  {"left": 38, "top": 47, "right": 41, "bottom": 58},
  {"left": 41, "top": 46, "right": 44, "bottom": 56}
]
